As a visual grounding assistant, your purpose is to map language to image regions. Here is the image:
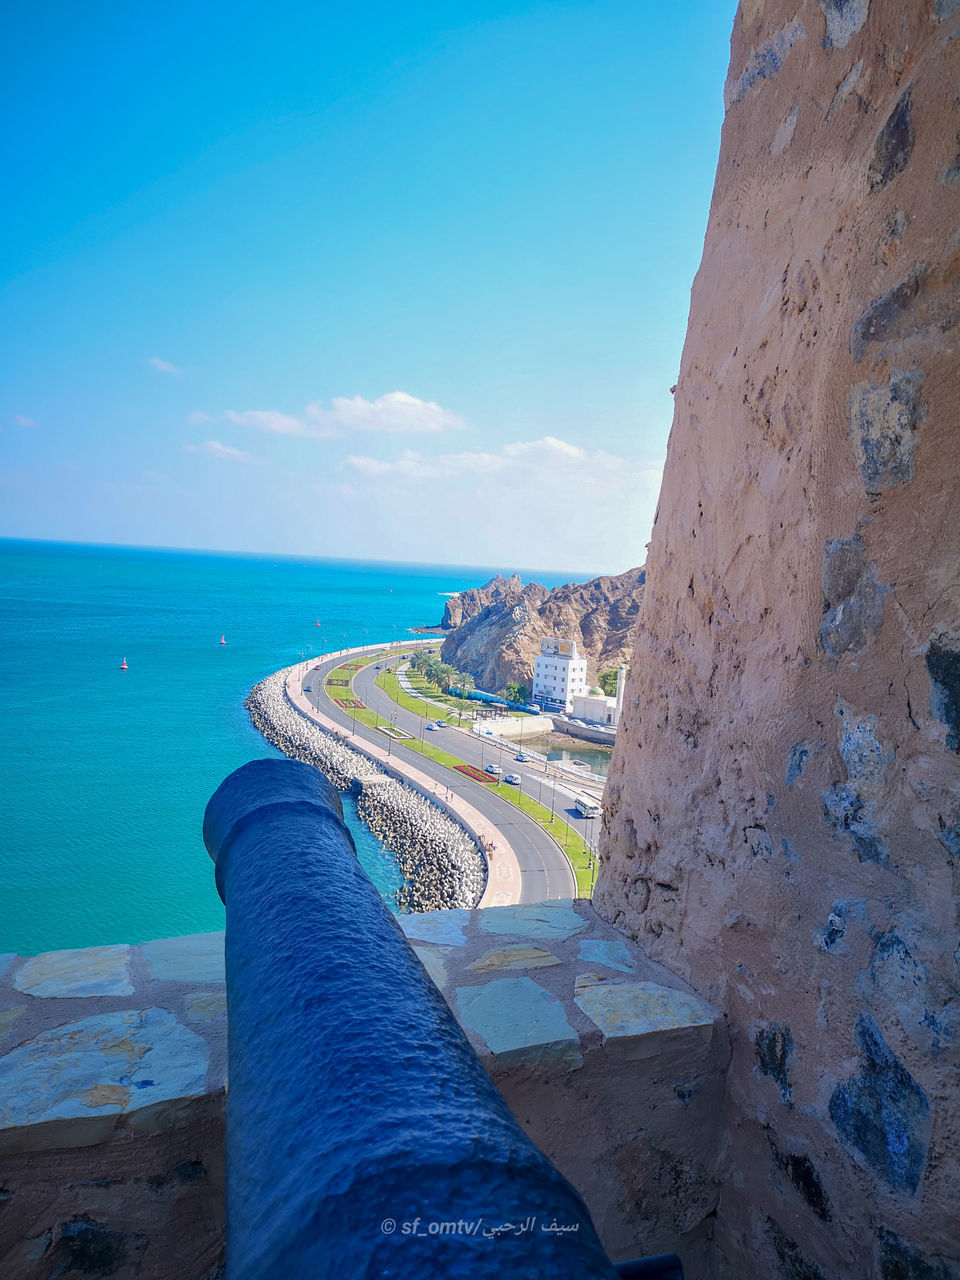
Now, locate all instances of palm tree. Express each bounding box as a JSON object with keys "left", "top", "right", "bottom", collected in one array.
[{"left": 455, "top": 672, "right": 475, "bottom": 726}]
